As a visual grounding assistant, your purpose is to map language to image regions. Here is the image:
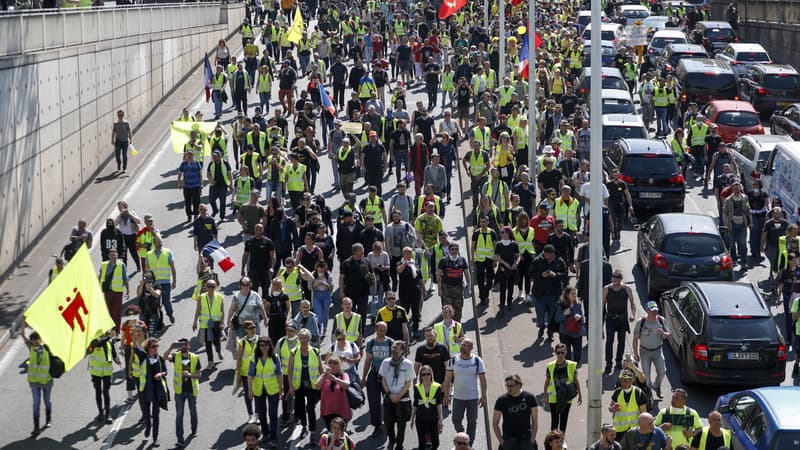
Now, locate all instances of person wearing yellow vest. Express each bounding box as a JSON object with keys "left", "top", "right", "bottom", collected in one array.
[
  {"left": 687, "top": 118, "right": 710, "bottom": 181},
  {"left": 512, "top": 212, "right": 536, "bottom": 302},
  {"left": 247, "top": 336, "right": 283, "bottom": 443},
  {"left": 689, "top": 411, "right": 732, "bottom": 450},
  {"left": 287, "top": 328, "right": 323, "bottom": 434},
  {"left": 671, "top": 128, "right": 688, "bottom": 176},
  {"left": 417, "top": 184, "right": 444, "bottom": 219},
  {"left": 553, "top": 121, "right": 576, "bottom": 153},
  {"left": 210, "top": 65, "right": 227, "bottom": 119},
  {"left": 49, "top": 257, "right": 65, "bottom": 285},
  {"left": 122, "top": 309, "right": 147, "bottom": 404},
  {"left": 99, "top": 248, "right": 129, "bottom": 333},
  {"left": 433, "top": 305, "right": 464, "bottom": 355},
  {"left": 618, "top": 412, "right": 671, "bottom": 449},
  {"left": 285, "top": 152, "right": 309, "bottom": 211},
  {"left": 233, "top": 165, "right": 256, "bottom": 213},
  {"left": 654, "top": 388, "right": 702, "bottom": 448},
  {"left": 360, "top": 186, "right": 388, "bottom": 228},
  {"left": 333, "top": 297, "right": 362, "bottom": 345},
  {"left": 235, "top": 320, "right": 261, "bottom": 423},
  {"left": 164, "top": 338, "right": 201, "bottom": 447},
  {"left": 776, "top": 226, "right": 800, "bottom": 272},
  {"left": 264, "top": 146, "right": 287, "bottom": 202},
  {"left": 441, "top": 63, "right": 456, "bottom": 108},
  {"left": 411, "top": 364, "right": 444, "bottom": 450},
  {"left": 207, "top": 150, "right": 233, "bottom": 220},
  {"left": 192, "top": 279, "right": 226, "bottom": 365},
  {"left": 609, "top": 370, "right": 648, "bottom": 439},
  {"left": 240, "top": 19, "right": 255, "bottom": 47},
  {"left": 88, "top": 331, "right": 120, "bottom": 425},
  {"left": 543, "top": 343, "right": 582, "bottom": 433},
  {"left": 146, "top": 235, "right": 177, "bottom": 325},
  {"left": 24, "top": 331, "right": 53, "bottom": 435},
  {"left": 472, "top": 215, "right": 498, "bottom": 306},
  {"left": 654, "top": 81, "right": 671, "bottom": 137},
  {"left": 136, "top": 215, "right": 158, "bottom": 270},
  {"left": 136, "top": 337, "right": 168, "bottom": 444},
  {"left": 481, "top": 167, "right": 511, "bottom": 211},
  {"left": 256, "top": 65, "right": 273, "bottom": 114},
  {"left": 554, "top": 186, "right": 581, "bottom": 235},
  {"left": 463, "top": 140, "right": 491, "bottom": 207},
  {"left": 498, "top": 78, "right": 515, "bottom": 115}
]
